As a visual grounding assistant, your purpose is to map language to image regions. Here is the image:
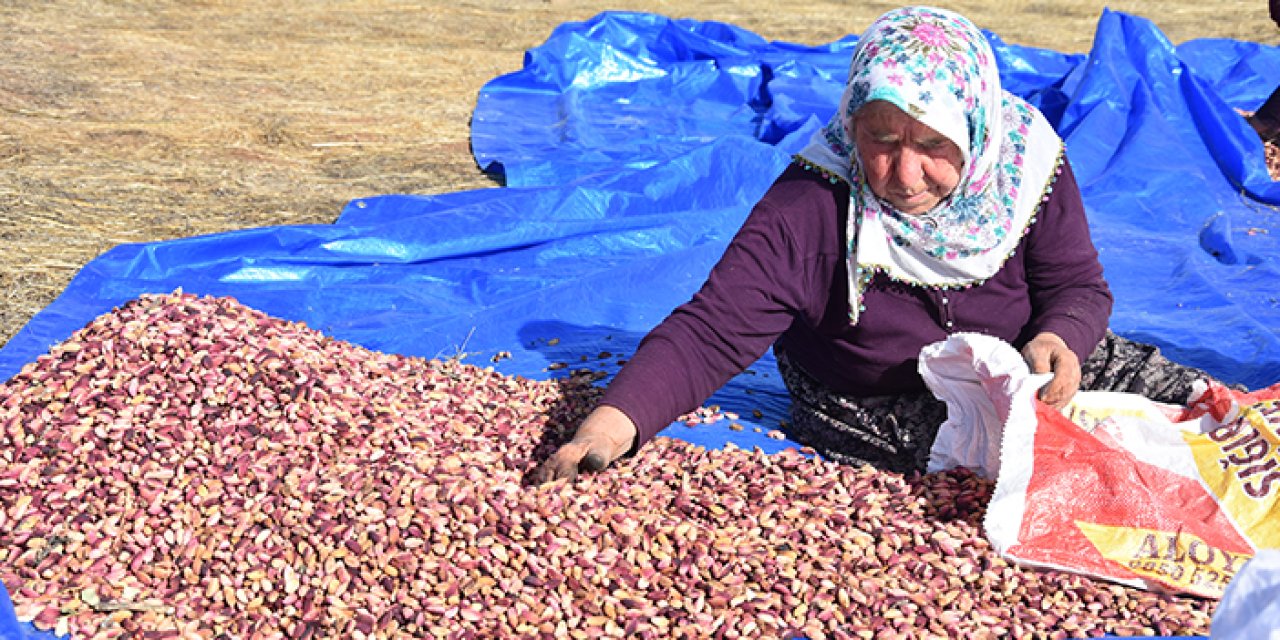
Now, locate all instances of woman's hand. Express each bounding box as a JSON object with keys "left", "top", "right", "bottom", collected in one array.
[
  {"left": 528, "top": 405, "right": 637, "bottom": 484},
  {"left": 1021, "top": 332, "right": 1082, "bottom": 409}
]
